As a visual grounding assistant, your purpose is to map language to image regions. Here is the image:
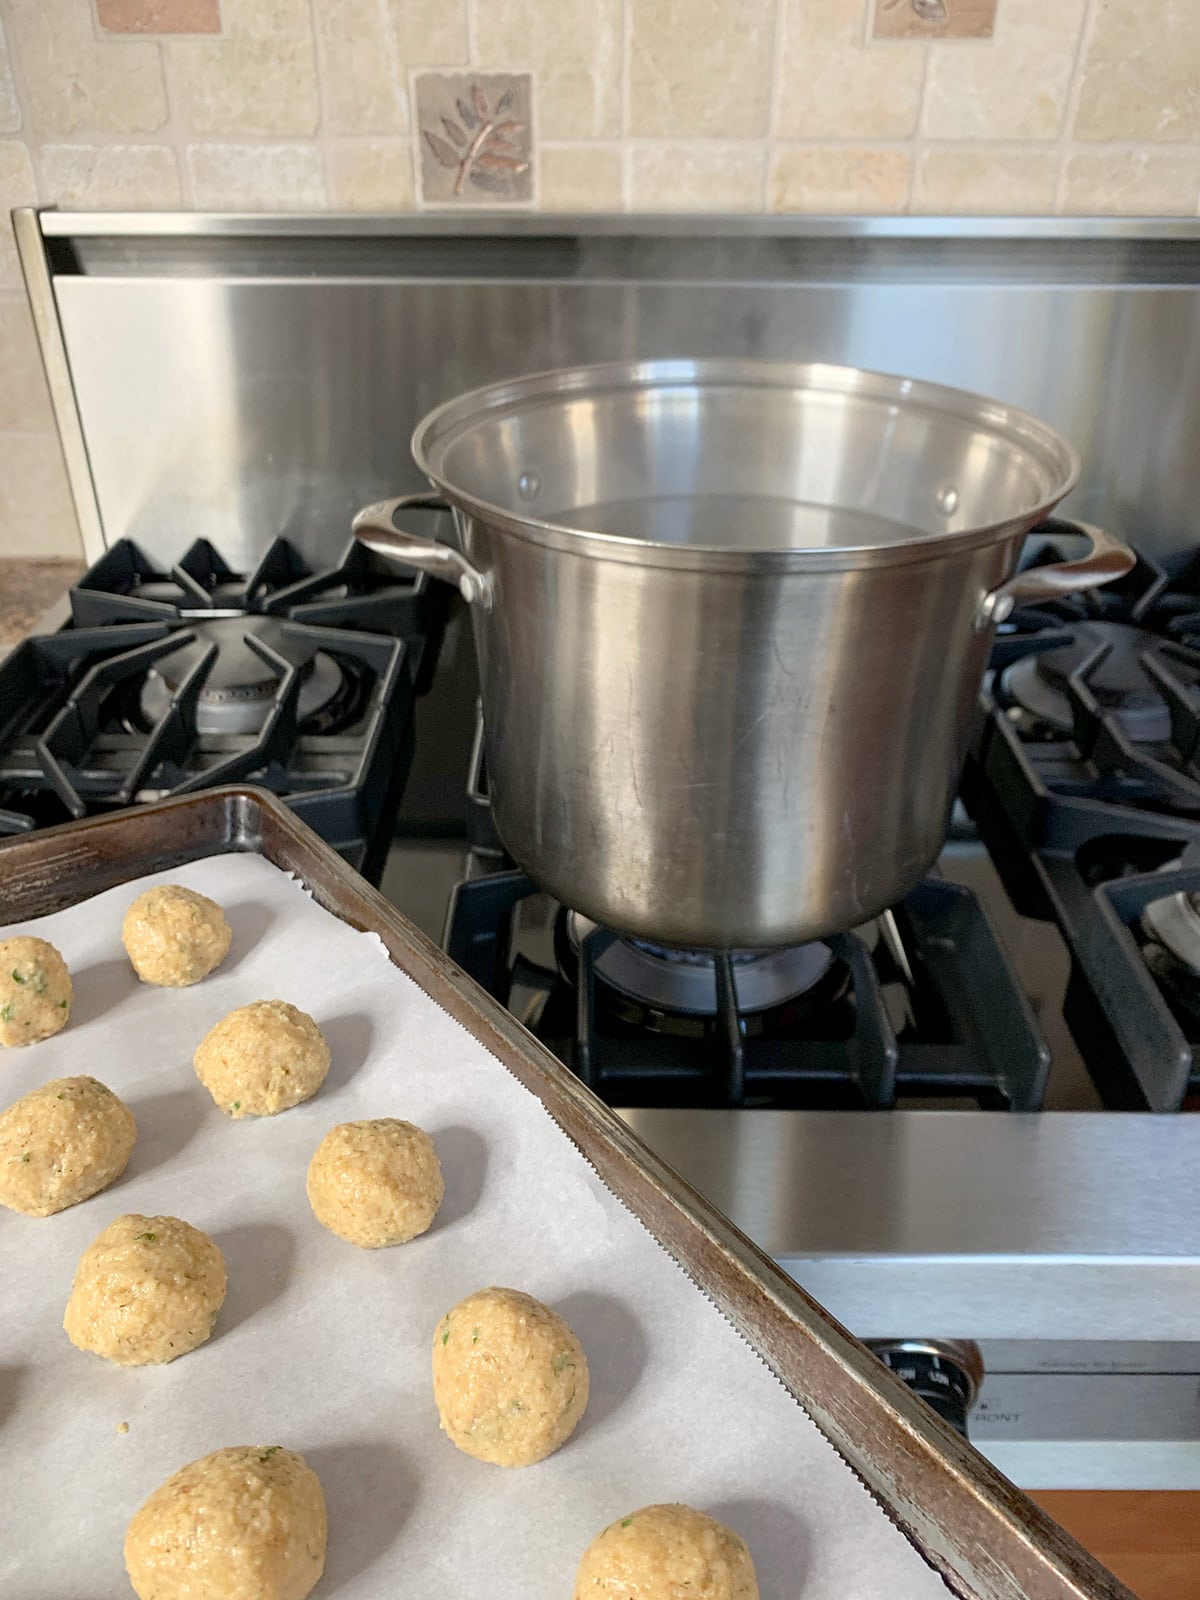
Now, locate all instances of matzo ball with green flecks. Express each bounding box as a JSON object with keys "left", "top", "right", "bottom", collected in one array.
[
  {"left": 0, "top": 1075, "right": 135, "bottom": 1217},
  {"left": 573, "top": 1503, "right": 759, "bottom": 1599},
  {"left": 195, "top": 1000, "right": 330, "bottom": 1117},
  {"left": 0, "top": 936, "right": 72, "bottom": 1047},
  {"left": 125, "top": 1445, "right": 326, "bottom": 1600},
  {"left": 65, "top": 1212, "right": 226, "bottom": 1366},
  {"left": 432, "top": 1286, "right": 589, "bottom": 1466}
]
